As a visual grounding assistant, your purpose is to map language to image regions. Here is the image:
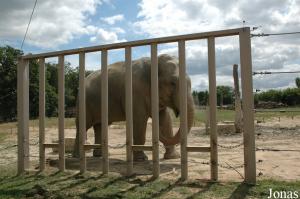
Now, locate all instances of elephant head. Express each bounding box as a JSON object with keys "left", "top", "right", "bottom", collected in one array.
[{"left": 157, "top": 54, "right": 195, "bottom": 146}]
